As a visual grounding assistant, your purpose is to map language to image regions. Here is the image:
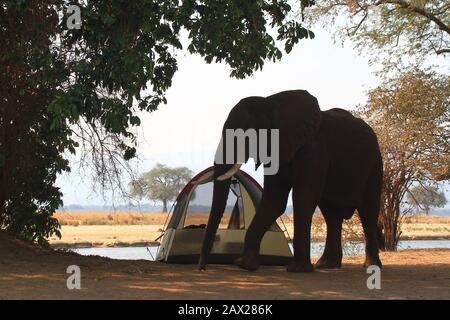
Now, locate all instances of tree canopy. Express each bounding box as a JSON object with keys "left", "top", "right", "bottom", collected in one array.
[
  {"left": 2, "top": 0, "right": 317, "bottom": 243},
  {"left": 407, "top": 185, "right": 447, "bottom": 215},
  {"left": 130, "top": 164, "right": 193, "bottom": 212},
  {"left": 309, "top": 0, "right": 449, "bottom": 71}
]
